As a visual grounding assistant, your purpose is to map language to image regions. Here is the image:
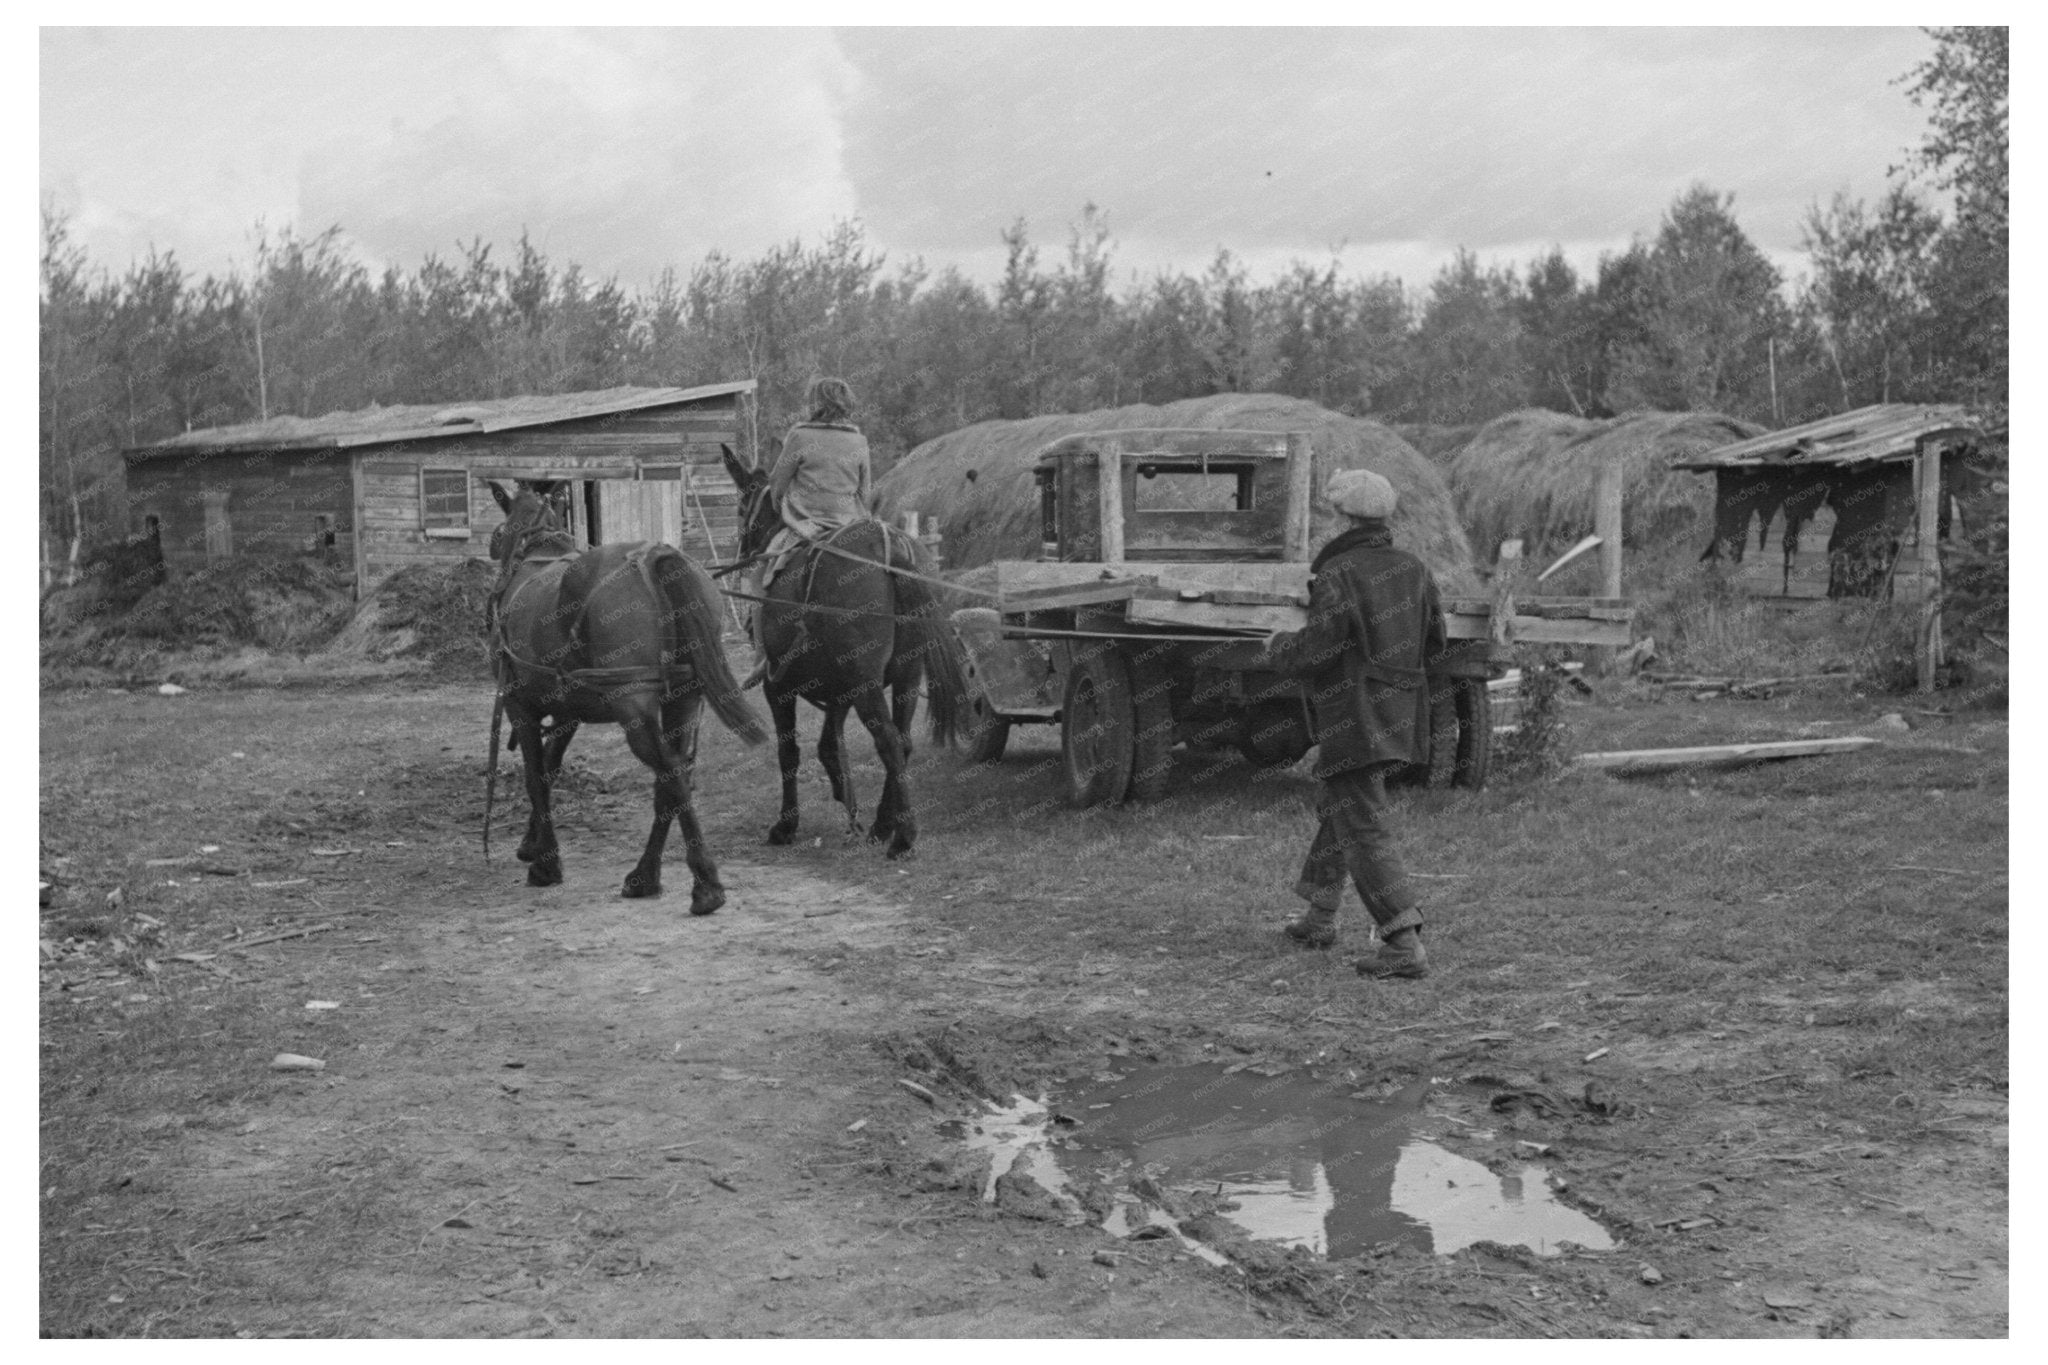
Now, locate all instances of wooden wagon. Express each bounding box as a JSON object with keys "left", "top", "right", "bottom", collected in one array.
[{"left": 947, "top": 429, "right": 1633, "bottom": 805}]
